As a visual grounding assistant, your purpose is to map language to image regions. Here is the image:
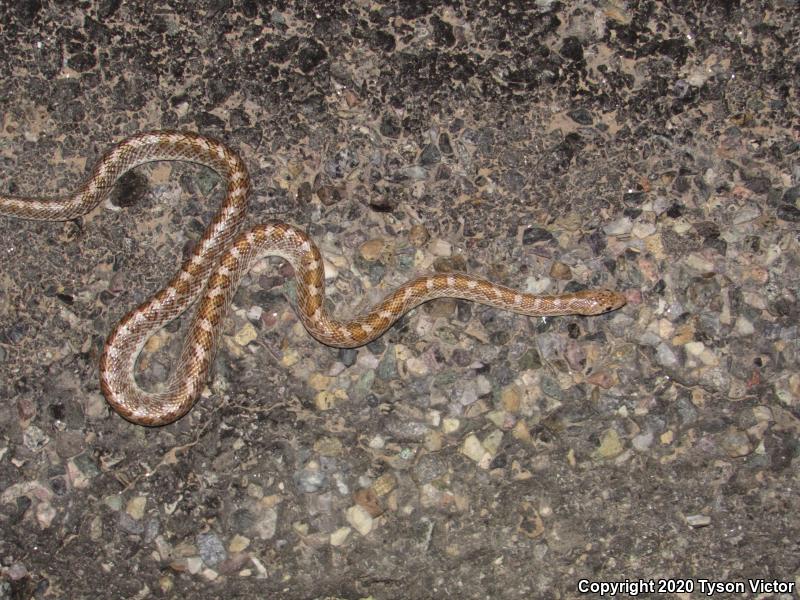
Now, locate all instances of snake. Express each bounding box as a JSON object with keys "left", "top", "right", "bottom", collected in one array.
[{"left": 0, "top": 131, "right": 626, "bottom": 426}]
